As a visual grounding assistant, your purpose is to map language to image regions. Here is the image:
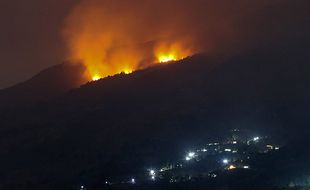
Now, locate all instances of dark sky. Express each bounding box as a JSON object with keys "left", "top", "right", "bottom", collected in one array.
[
  {"left": 0, "top": 0, "right": 78, "bottom": 89},
  {"left": 0, "top": 0, "right": 309, "bottom": 89}
]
